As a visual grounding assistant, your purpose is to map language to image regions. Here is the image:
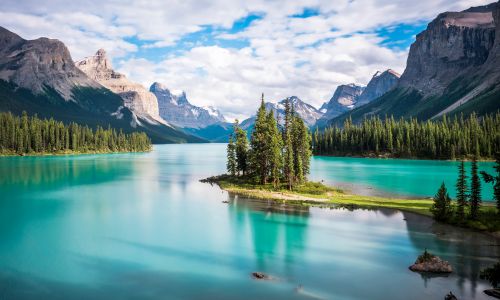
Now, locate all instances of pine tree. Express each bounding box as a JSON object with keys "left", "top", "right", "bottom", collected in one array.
[
  {"left": 266, "top": 110, "right": 283, "bottom": 188},
  {"left": 283, "top": 98, "right": 295, "bottom": 190},
  {"left": 470, "top": 156, "right": 481, "bottom": 220},
  {"left": 456, "top": 160, "right": 468, "bottom": 221},
  {"left": 226, "top": 135, "right": 237, "bottom": 176},
  {"left": 431, "top": 182, "right": 453, "bottom": 221},
  {"left": 234, "top": 120, "right": 249, "bottom": 176},
  {"left": 249, "top": 95, "right": 269, "bottom": 183},
  {"left": 481, "top": 153, "right": 500, "bottom": 213}
]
